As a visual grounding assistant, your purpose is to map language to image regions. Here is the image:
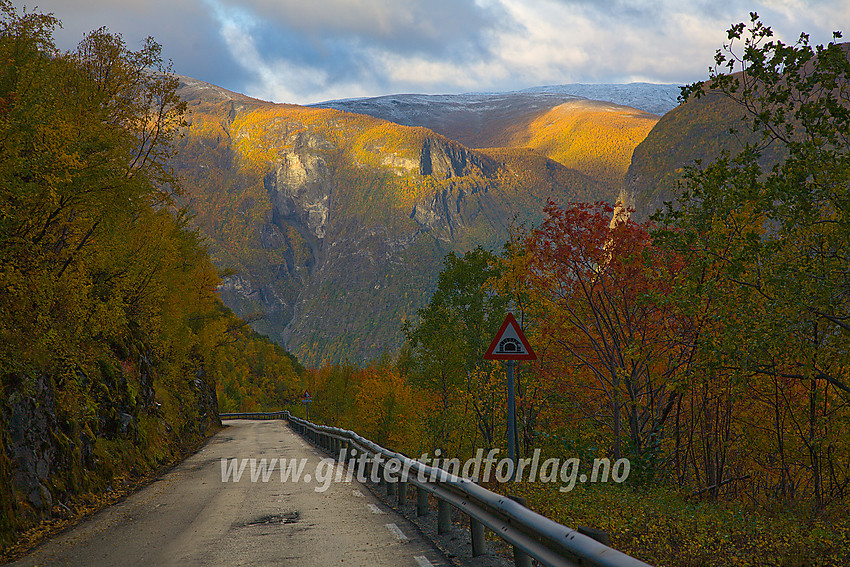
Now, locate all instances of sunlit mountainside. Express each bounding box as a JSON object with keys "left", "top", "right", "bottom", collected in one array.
[
  {"left": 313, "top": 85, "right": 675, "bottom": 197},
  {"left": 502, "top": 99, "right": 659, "bottom": 193},
  {"left": 625, "top": 88, "right": 786, "bottom": 218},
  {"left": 174, "top": 77, "right": 672, "bottom": 364}
]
